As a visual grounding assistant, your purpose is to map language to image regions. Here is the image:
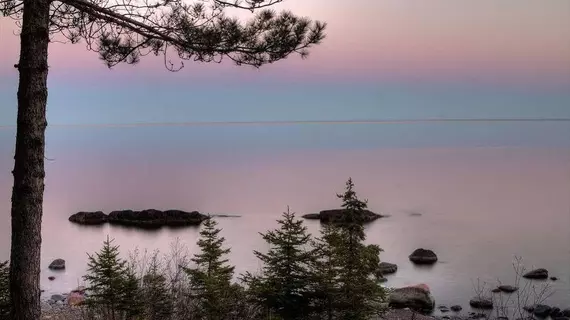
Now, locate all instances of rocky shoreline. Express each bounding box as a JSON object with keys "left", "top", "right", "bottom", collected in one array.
[{"left": 68, "top": 209, "right": 209, "bottom": 228}]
